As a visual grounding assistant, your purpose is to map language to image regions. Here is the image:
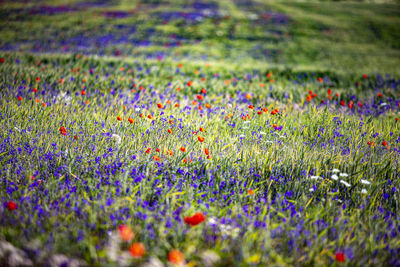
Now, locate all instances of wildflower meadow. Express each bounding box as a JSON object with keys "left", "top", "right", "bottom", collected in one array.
[{"left": 1, "top": 0, "right": 400, "bottom": 266}]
